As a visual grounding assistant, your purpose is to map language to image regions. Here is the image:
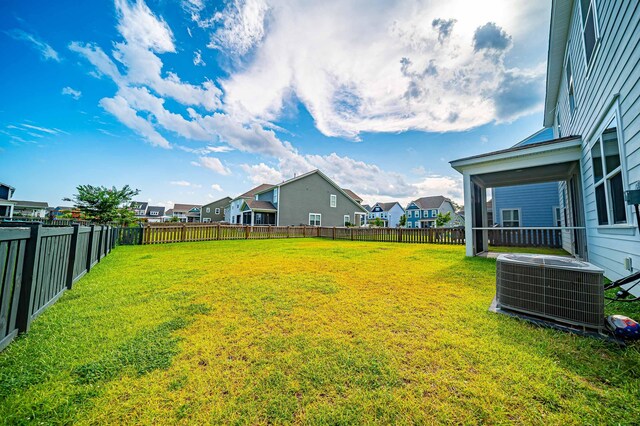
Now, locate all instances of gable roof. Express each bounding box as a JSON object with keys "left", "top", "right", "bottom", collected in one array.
[
  {"left": 408, "top": 196, "right": 448, "bottom": 210},
  {"left": 146, "top": 206, "right": 165, "bottom": 217},
  {"left": 173, "top": 203, "right": 201, "bottom": 212},
  {"left": 373, "top": 202, "right": 402, "bottom": 212},
  {"left": 513, "top": 128, "right": 555, "bottom": 147},
  {"left": 202, "top": 196, "right": 232, "bottom": 208},
  {"left": 362, "top": 204, "right": 372, "bottom": 212},
  {"left": 274, "top": 170, "right": 367, "bottom": 212},
  {"left": 0, "top": 182, "right": 15, "bottom": 199},
  {"left": 132, "top": 201, "right": 148, "bottom": 211},
  {"left": 12, "top": 200, "right": 49, "bottom": 208},
  {"left": 243, "top": 199, "right": 277, "bottom": 212},
  {"left": 239, "top": 184, "right": 275, "bottom": 199},
  {"left": 165, "top": 209, "right": 174, "bottom": 215},
  {"left": 342, "top": 188, "right": 363, "bottom": 203}
]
